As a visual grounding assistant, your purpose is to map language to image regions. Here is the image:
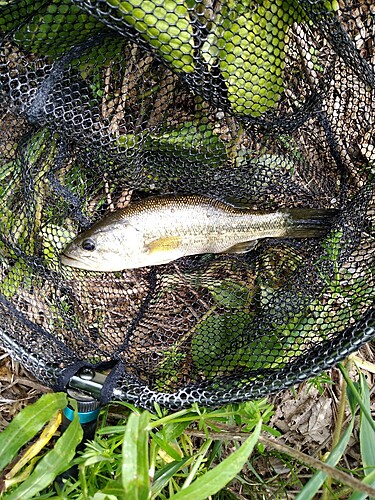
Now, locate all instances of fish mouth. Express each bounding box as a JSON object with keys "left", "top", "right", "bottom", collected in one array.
[
  {"left": 60, "top": 252, "right": 84, "bottom": 267},
  {"left": 60, "top": 252, "right": 103, "bottom": 272}
]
